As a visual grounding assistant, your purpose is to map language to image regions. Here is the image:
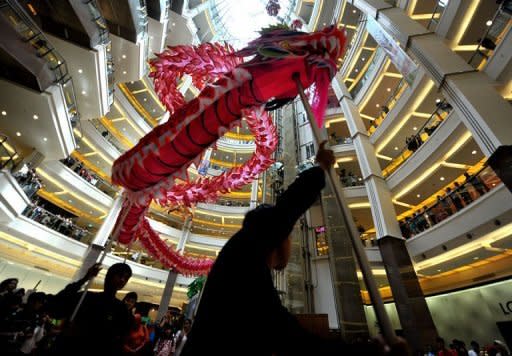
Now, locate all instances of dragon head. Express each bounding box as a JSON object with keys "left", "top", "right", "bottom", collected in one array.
[{"left": 237, "top": 25, "right": 346, "bottom": 125}]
